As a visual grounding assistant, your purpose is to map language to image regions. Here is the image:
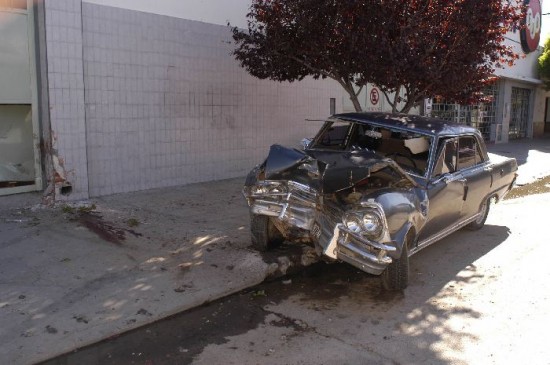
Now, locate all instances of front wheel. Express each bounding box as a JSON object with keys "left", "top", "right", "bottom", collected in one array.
[
  {"left": 381, "top": 240, "right": 409, "bottom": 291},
  {"left": 465, "top": 198, "right": 490, "bottom": 231},
  {"left": 250, "top": 214, "right": 284, "bottom": 251}
]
